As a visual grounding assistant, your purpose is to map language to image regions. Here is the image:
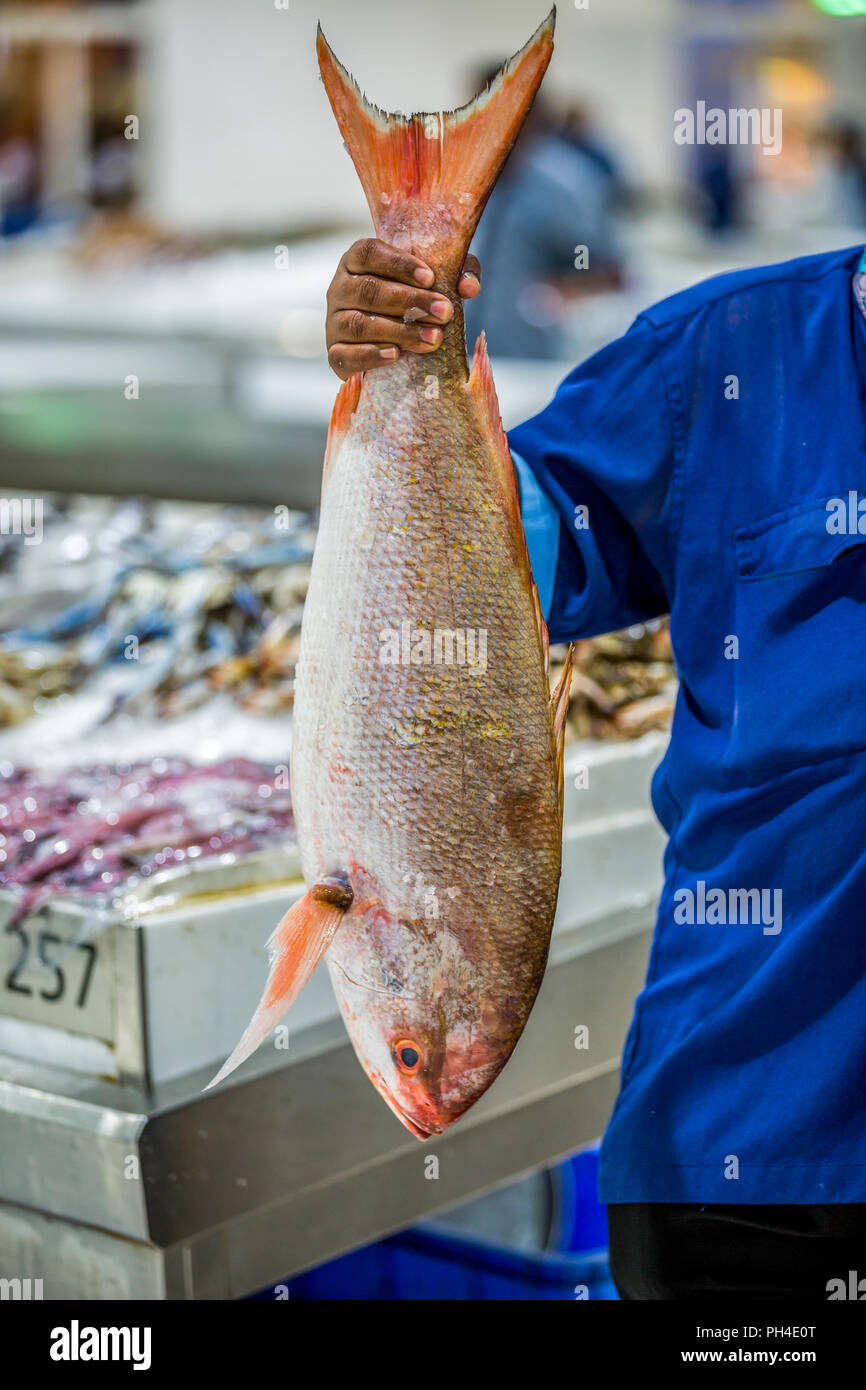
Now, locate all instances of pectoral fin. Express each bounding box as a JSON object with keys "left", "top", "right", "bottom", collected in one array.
[{"left": 205, "top": 874, "right": 353, "bottom": 1089}]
